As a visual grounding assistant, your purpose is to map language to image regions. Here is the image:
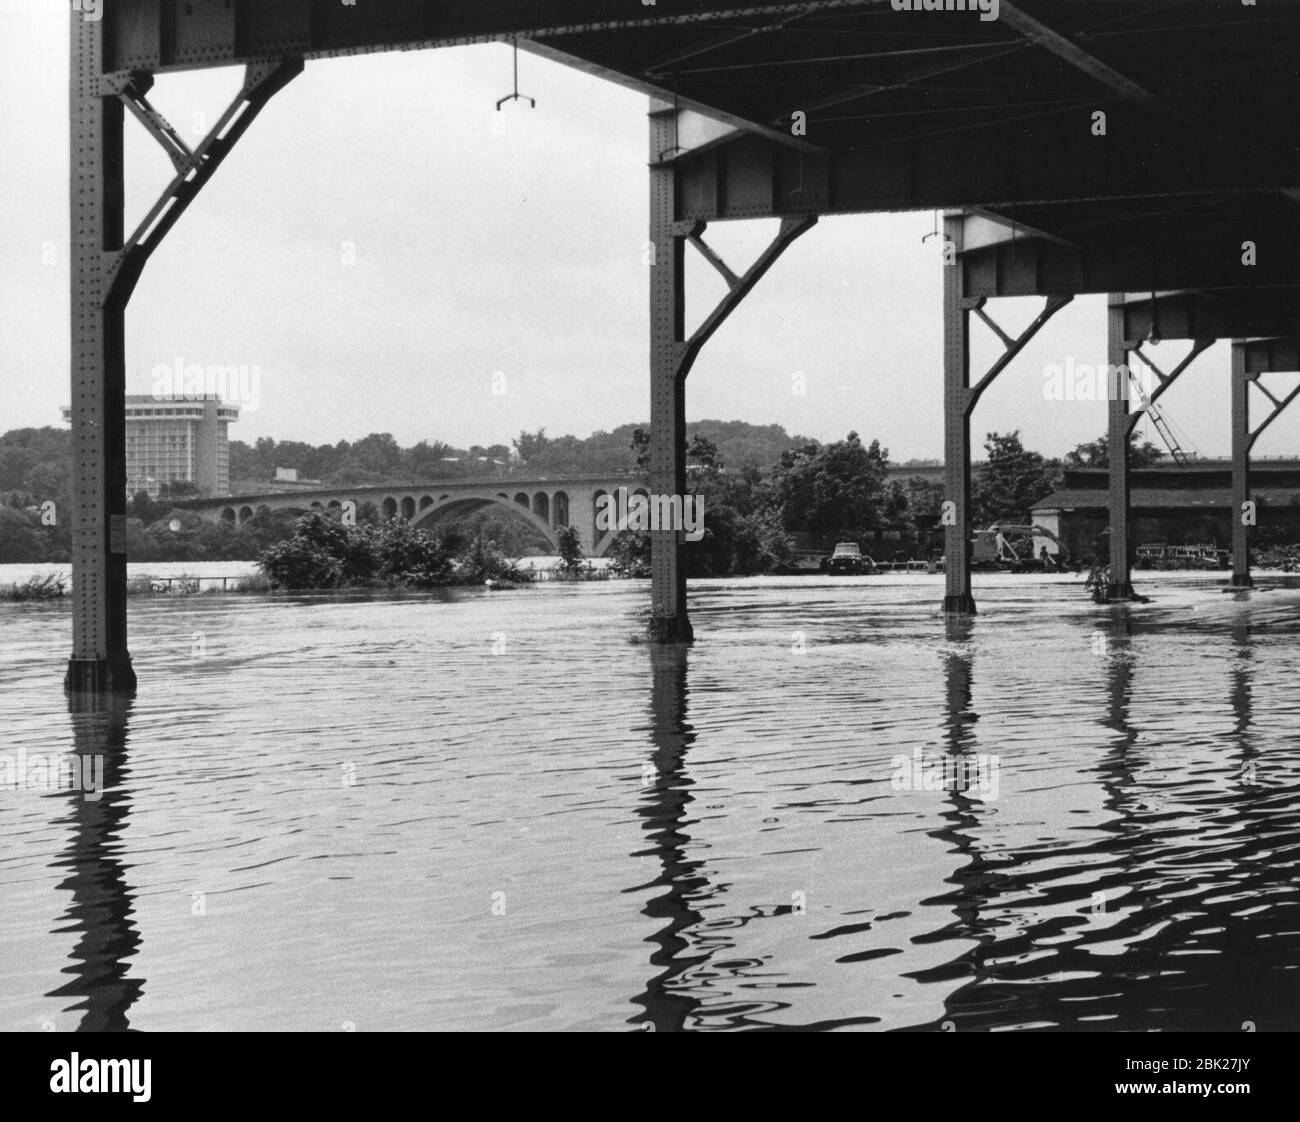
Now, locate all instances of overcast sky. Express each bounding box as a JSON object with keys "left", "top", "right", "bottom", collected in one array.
[{"left": 3, "top": 4, "right": 1296, "bottom": 462}]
